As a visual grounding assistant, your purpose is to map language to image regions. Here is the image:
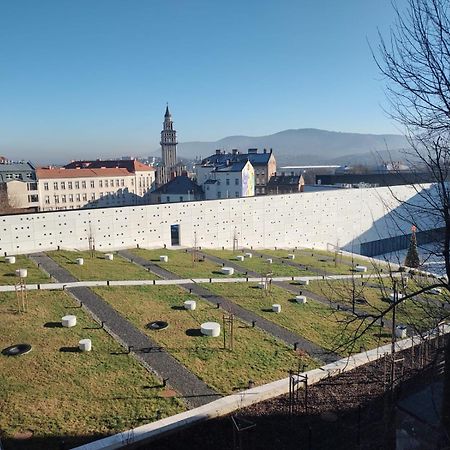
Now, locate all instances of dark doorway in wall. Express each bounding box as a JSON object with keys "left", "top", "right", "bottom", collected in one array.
[{"left": 171, "top": 224, "right": 180, "bottom": 246}]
